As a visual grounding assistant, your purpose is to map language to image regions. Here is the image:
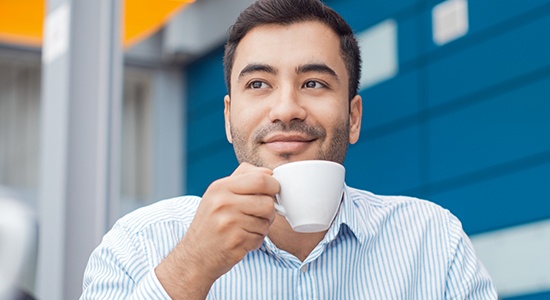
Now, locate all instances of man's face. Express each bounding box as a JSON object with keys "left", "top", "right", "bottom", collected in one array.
[{"left": 224, "top": 20, "right": 362, "bottom": 170}]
